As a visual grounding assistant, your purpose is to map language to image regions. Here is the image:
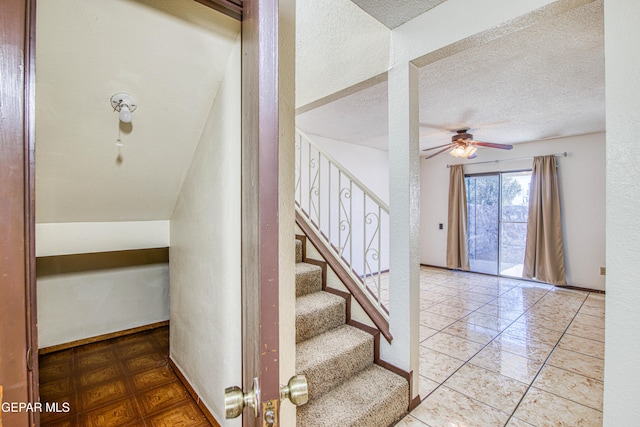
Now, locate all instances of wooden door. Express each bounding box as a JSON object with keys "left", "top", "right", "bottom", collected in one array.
[
  {"left": 241, "top": 0, "right": 283, "bottom": 425},
  {"left": 0, "top": 0, "right": 38, "bottom": 426},
  {"left": 239, "top": 0, "right": 297, "bottom": 425}
]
